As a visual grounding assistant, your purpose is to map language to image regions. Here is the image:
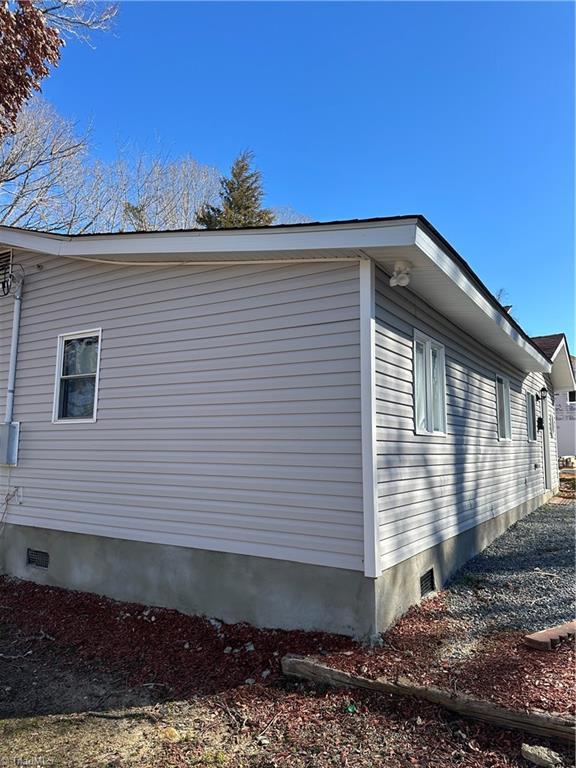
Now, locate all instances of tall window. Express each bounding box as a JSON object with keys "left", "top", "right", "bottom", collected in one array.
[
  {"left": 53, "top": 330, "right": 101, "bottom": 422},
  {"left": 526, "top": 393, "right": 537, "bottom": 442},
  {"left": 414, "top": 331, "right": 446, "bottom": 435},
  {"left": 495, "top": 375, "right": 511, "bottom": 440},
  {"left": 568, "top": 391, "right": 576, "bottom": 403}
]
